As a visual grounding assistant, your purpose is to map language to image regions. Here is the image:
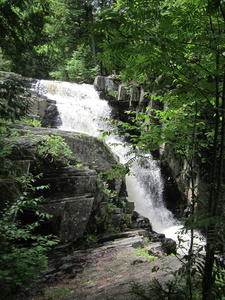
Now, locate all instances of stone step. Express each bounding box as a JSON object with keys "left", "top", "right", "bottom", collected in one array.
[
  {"left": 43, "top": 167, "right": 97, "bottom": 178},
  {"left": 44, "top": 194, "right": 94, "bottom": 205},
  {"left": 97, "top": 235, "right": 145, "bottom": 250},
  {"left": 97, "top": 229, "right": 147, "bottom": 244}
]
